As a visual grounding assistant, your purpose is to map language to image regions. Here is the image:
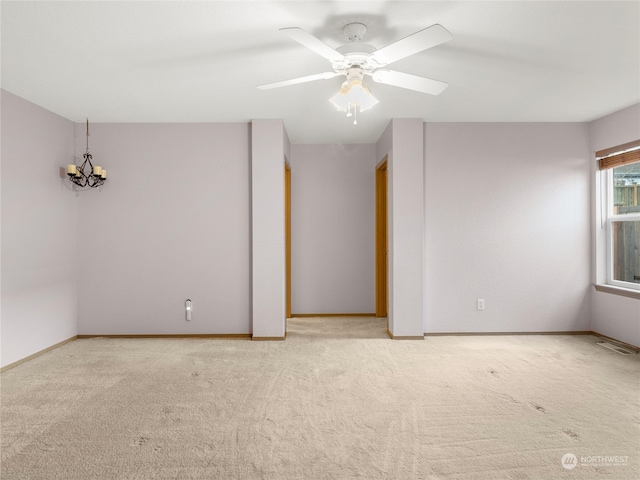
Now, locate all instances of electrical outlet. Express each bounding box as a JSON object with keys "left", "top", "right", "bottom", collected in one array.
[{"left": 477, "top": 299, "right": 485, "bottom": 310}]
